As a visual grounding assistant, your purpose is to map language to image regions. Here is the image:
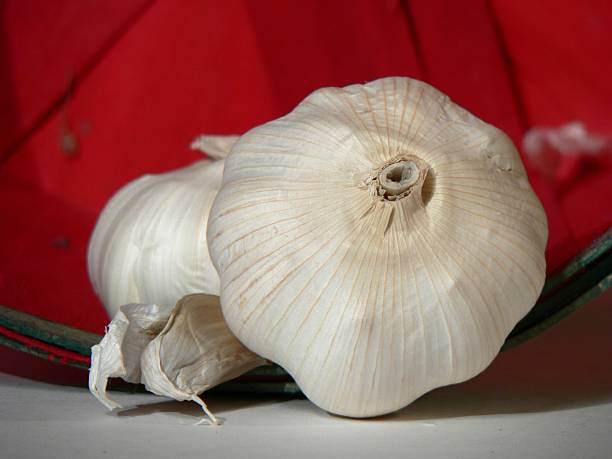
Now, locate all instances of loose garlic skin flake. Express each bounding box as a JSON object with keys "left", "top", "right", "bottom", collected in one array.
[
  {"left": 89, "top": 303, "right": 170, "bottom": 410},
  {"left": 208, "top": 77, "right": 548, "bottom": 418},
  {"left": 89, "top": 295, "right": 266, "bottom": 424},
  {"left": 140, "top": 294, "right": 267, "bottom": 424}
]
